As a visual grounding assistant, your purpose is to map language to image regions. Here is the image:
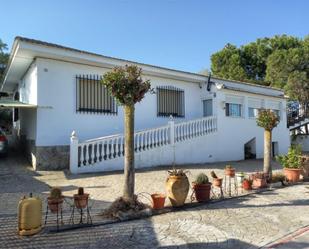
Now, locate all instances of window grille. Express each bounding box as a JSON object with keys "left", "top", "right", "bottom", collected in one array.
[
  {"left": 76, "top": 75, "right": 117, "bottom": 114},
  {"left": 156, "top": 86, "right": 185, "bottom": 118}
]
